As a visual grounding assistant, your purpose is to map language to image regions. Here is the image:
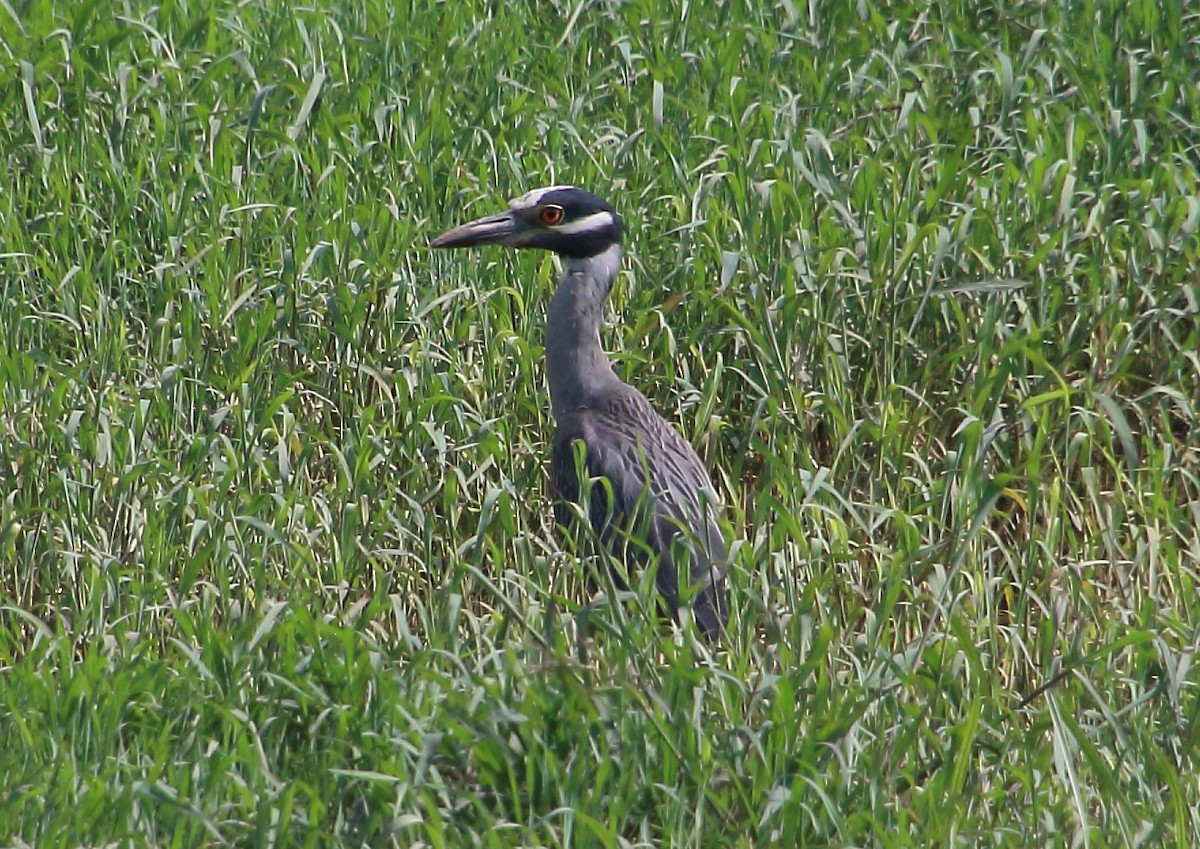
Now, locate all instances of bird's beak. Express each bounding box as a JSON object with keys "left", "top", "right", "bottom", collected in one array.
[{"left": 430, "top": 210, "right": 518, "bottom": 249}]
